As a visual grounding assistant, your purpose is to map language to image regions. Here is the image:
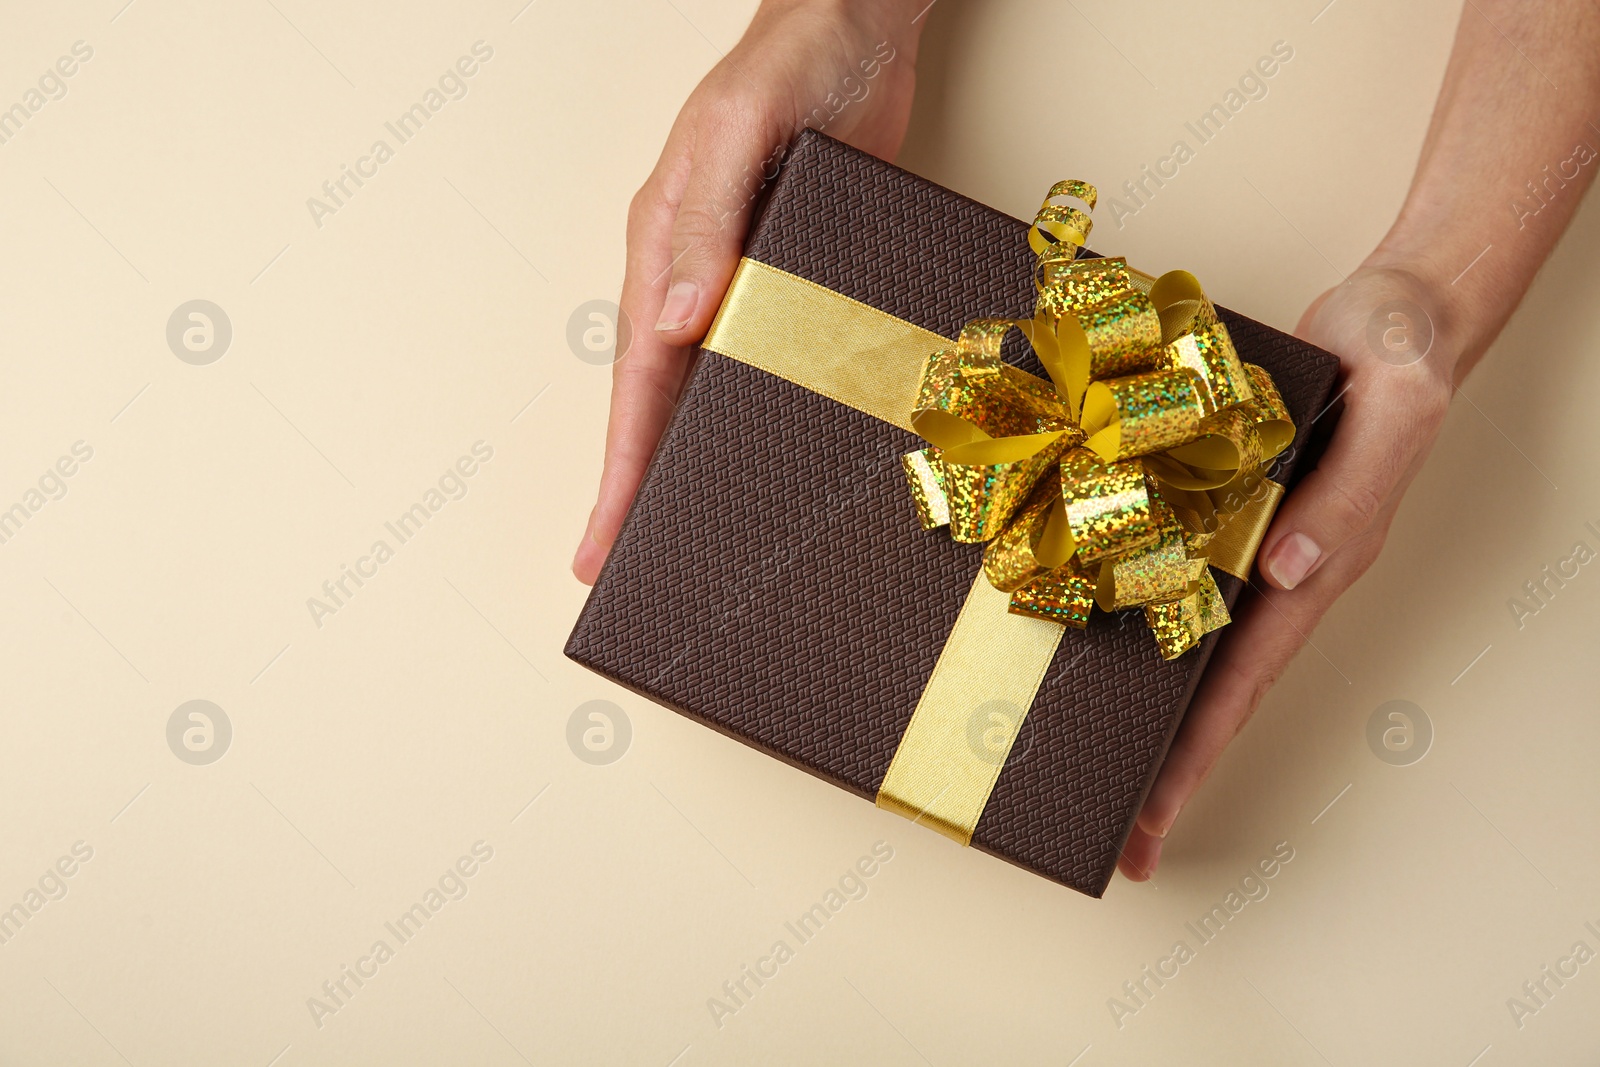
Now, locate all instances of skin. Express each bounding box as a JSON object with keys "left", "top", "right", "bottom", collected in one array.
[
  {"left": 572, "top": 0, "right": 925, "bottom": 587},
  {"left": 574, "top": 0, "right": 1600, "bottom": 882}
]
